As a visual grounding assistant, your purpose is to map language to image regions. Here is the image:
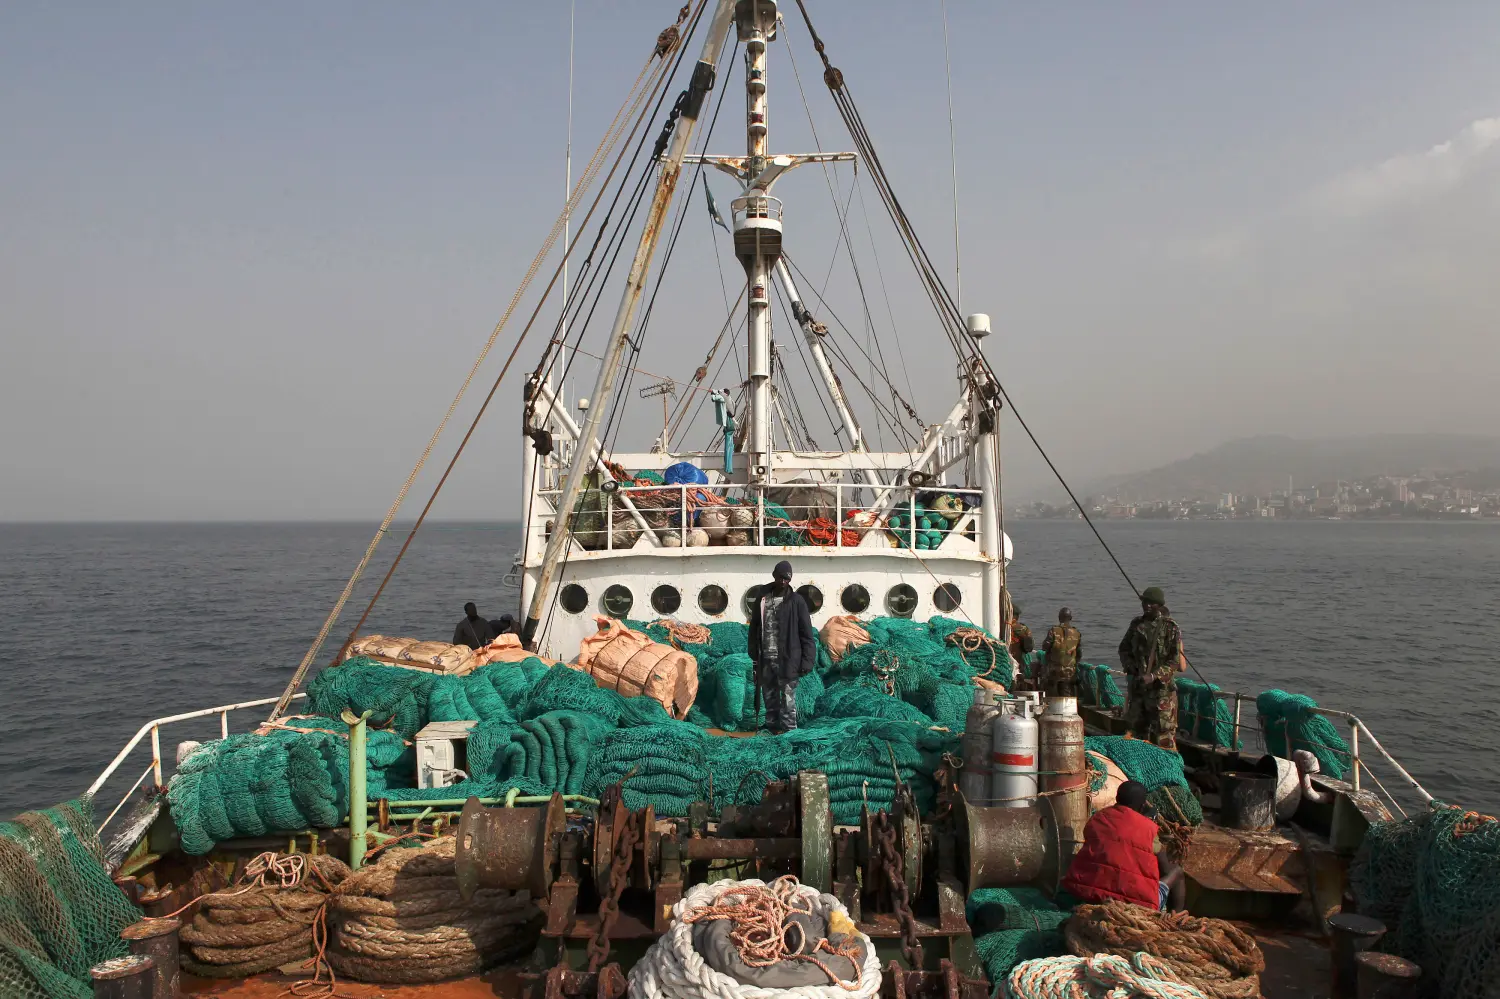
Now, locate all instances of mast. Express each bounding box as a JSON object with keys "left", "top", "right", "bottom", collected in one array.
[
  {"left": 522, "top": 0, "right": 738, "bottom": 648},
  {"left": 740, "top": 0, "right": 778, "bottom": 482}
]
